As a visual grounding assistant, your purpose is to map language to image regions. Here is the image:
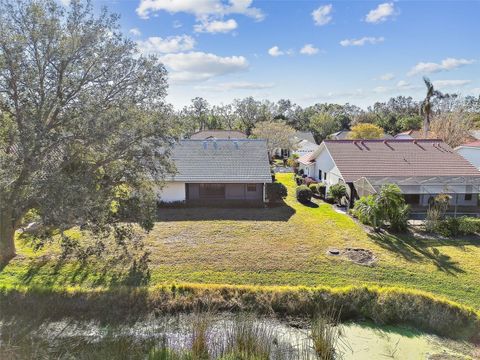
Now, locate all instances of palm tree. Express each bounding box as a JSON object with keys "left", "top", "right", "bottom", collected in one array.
[{"left": 421, "top": 77, "right": 445, "bottom": 137}]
